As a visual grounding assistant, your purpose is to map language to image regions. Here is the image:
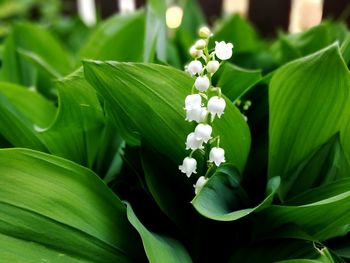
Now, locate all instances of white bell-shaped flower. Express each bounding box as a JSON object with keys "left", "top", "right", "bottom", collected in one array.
[
  {"left": 194, "top": 176, "right": 208, "bottom": 194},
  {"left": 209, "top": 147, "right": 226, "bottom": 166},
  {"left": 185, "top": 94, "right": 201, "bottom": 110},
  {"left": 187, "top": 60, "right": 203, "bottom": 75},
  {"left": 186, "top": 107, "right": 207, "bottom": 123},
  {"left": 208, "top": 96, "right": 226, "bottom": 120},
  {"left": 179, "top": 157, "right": 197, "bottom": 177},
  {"left": 215, "top": 41, "right": 233, "bottom": 60},
  {"left": 189, "top": 45, "right": 203, "bottom": 59},
  {"left": 206, "top": 60, "right": 220, "bottom": 74},
  {"left": 186, "top": 132, "right": 204, "bottom": 150},
  {"left": 194, "top": 76, "right": 210, "bottom": 92},
  {"left": 194, "top": 123, "right": 212, "bottom": 143}
]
